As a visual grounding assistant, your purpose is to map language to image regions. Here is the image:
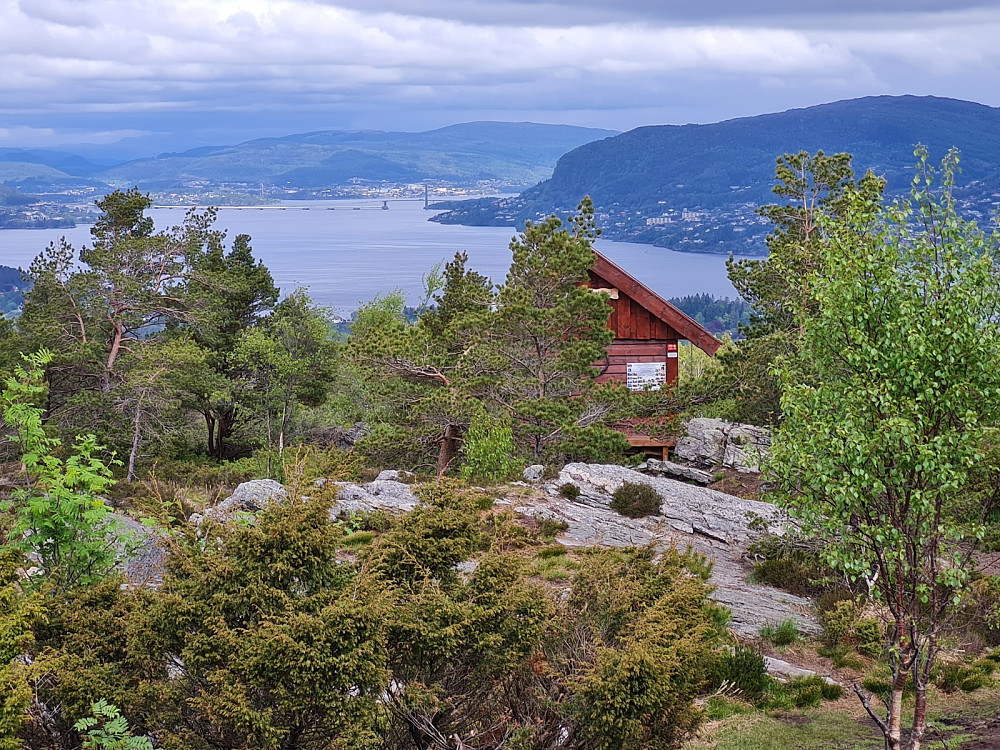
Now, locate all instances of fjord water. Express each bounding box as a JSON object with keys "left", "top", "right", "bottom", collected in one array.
[{"left": 0, "top": 199, "right": 741, "bottom": 315}]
